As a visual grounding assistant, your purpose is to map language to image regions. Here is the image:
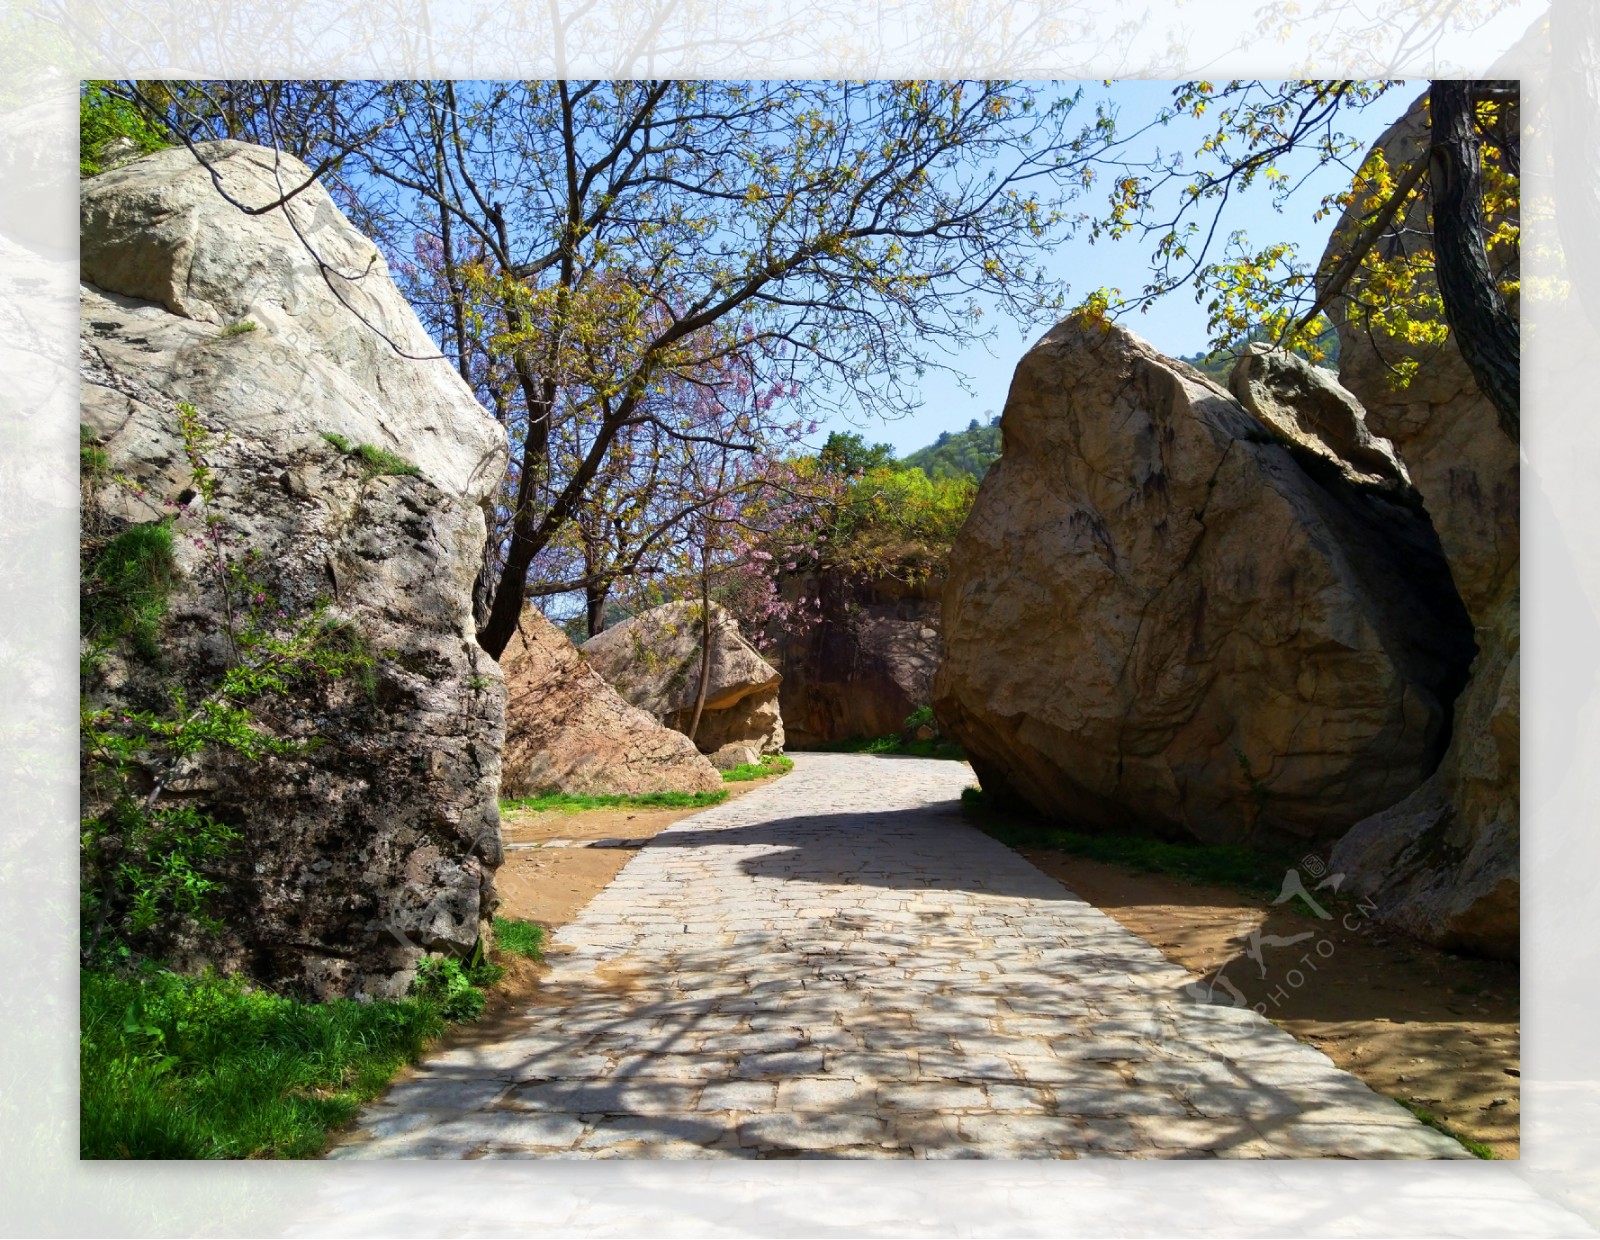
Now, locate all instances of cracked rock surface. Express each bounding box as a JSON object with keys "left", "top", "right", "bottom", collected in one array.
[{"left": 80, "top": 142, "right": 508, "bottom": 998}]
